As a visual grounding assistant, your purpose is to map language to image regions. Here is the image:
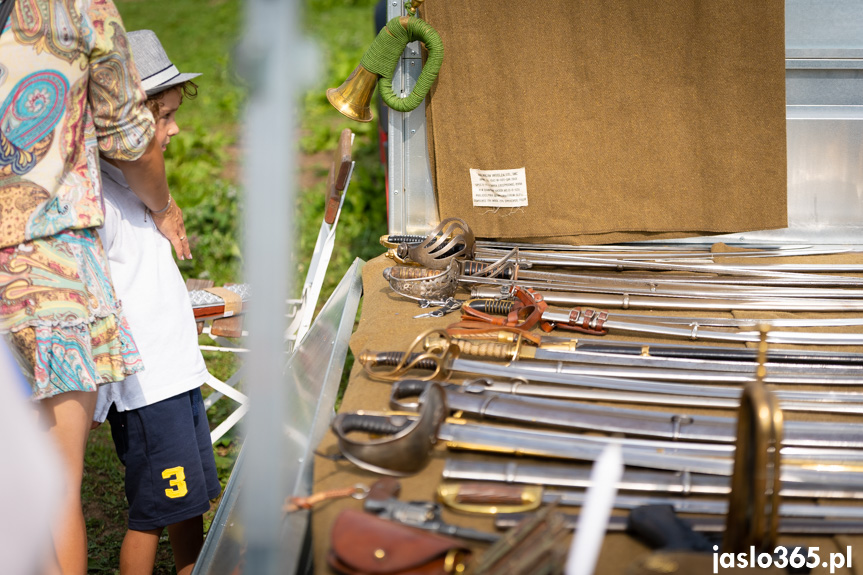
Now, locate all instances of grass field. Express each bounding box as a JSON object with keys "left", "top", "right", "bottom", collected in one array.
[{"left": 84, "top": 1, "right": 386, "bottom": 572}]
